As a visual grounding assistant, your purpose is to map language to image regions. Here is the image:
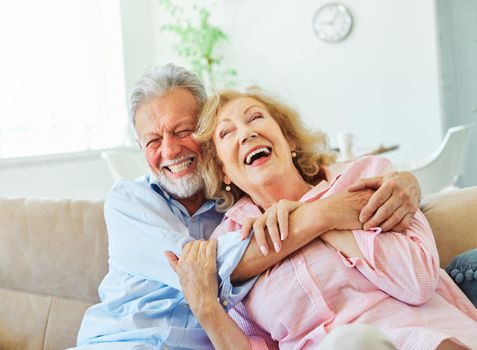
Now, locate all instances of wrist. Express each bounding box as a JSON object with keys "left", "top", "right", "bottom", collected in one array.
[
  {"left": 289, "top": 200, "right": 333, "bottom": 238},
  {"left": 192, "top": 297, "right": 222, "bottom": 321},
  {"left": 313, "top": 200, "right": 336, "bottom": 232}
]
